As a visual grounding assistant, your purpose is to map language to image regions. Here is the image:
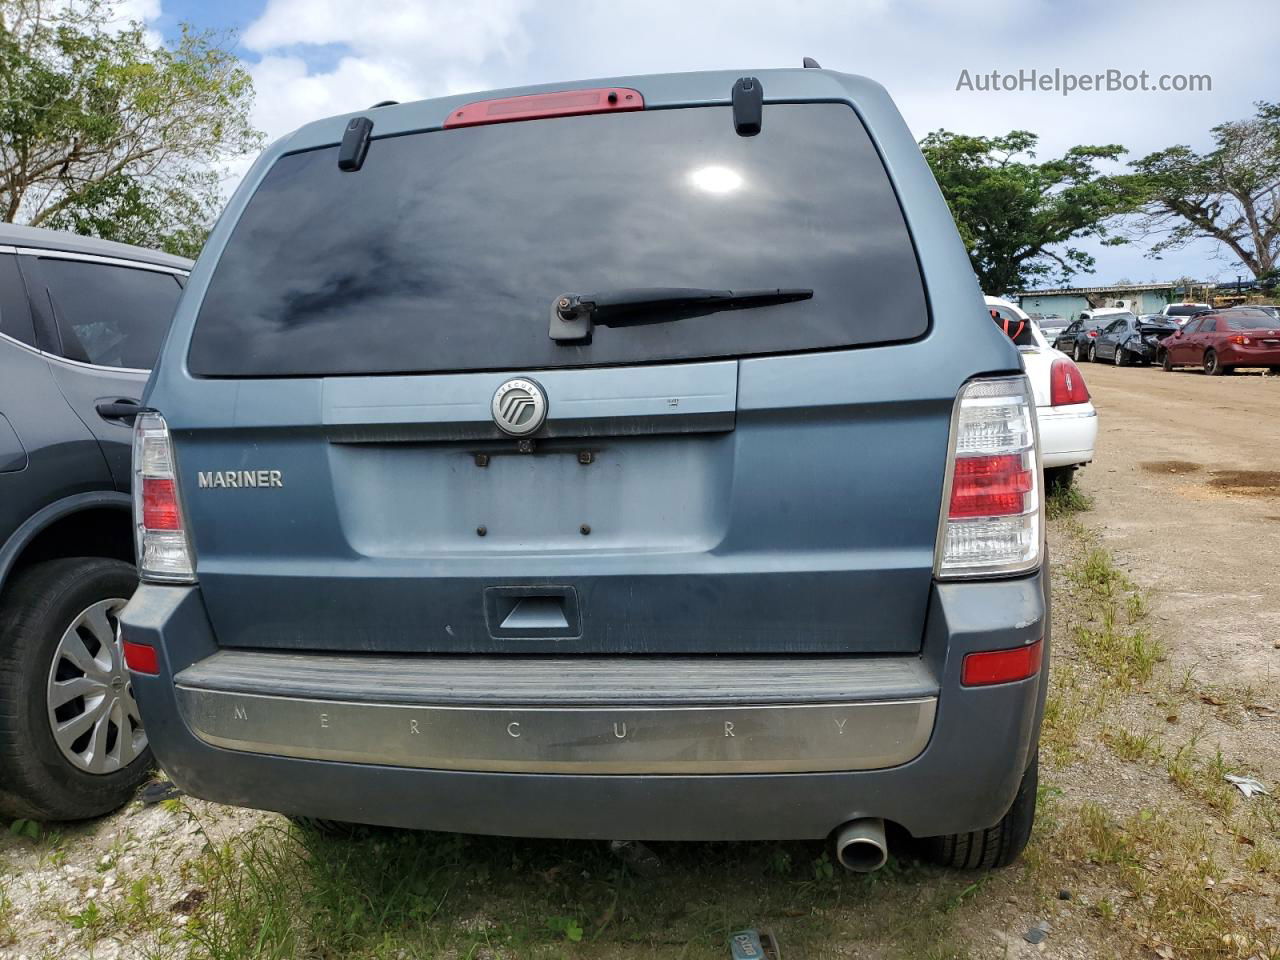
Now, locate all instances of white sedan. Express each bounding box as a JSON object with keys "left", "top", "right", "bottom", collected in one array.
[{"left": 986, "top": 296, "right": 1098, "bottom": 488}]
